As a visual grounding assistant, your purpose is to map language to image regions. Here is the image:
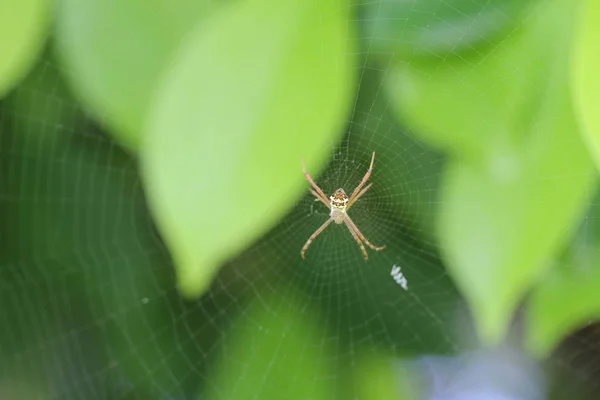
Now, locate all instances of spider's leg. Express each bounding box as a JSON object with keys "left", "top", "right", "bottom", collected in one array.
[
  {"left": 348, "top": 152, "right": 375, "bottom": 205},
  {"left": 345, "top": 215, "right": 385, "bottom": 251},
  {"left": 301, "top": 218, "right": 334, "bottom": 259},
  {"left": 301, "top": 158, "right": 330, "bottom": 205},
  {"left": 310, "top": 188, "right": 330, "bottom": 208},
  {"left": 347, "top": 182, "right": 373, "bottom": 209},
  {"left": 343, "top": 220, "right": 369, "bottom": 260}
]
